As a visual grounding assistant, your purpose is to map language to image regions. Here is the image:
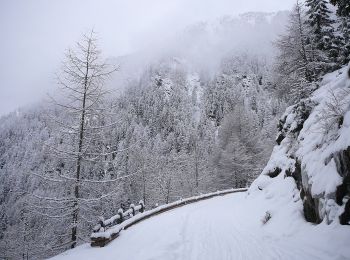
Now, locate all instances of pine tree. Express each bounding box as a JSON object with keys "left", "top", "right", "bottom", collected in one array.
[
  {"left": 305, "top": 0, "right": 340, "bottom": 71},
  {"left": 339, "top": 18, "right": 350, "bottom": 63},
  {"left": 306, "top": 0, "right": 334, "bottom": 51},
  {"left": 330, "top": 0, "right": 350, "bottom": 17},
  {"left": 330, "top": 0, "right": 350, "bottom": 64},
  {"left": 331, "top": 0, "right": 350, "bottom": 64}
]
